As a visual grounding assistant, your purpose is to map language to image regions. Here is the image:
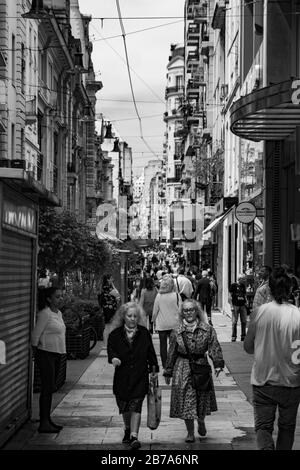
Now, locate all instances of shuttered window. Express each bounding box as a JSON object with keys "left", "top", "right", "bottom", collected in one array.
[{"left": 0, "top": 230, "right": 33, "bottom": 445}]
